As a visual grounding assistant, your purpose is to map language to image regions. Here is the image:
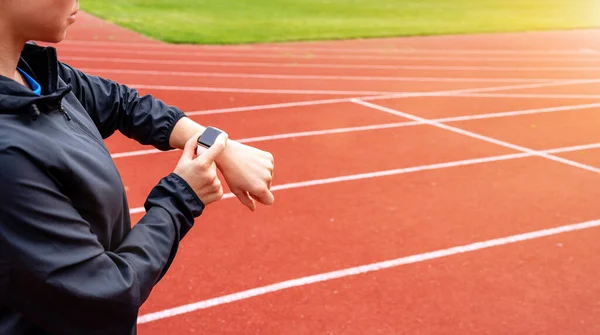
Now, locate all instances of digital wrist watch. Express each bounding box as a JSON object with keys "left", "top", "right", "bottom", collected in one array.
[{"left": 196, "top": 126, "right": 223, "bottom": 155}]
